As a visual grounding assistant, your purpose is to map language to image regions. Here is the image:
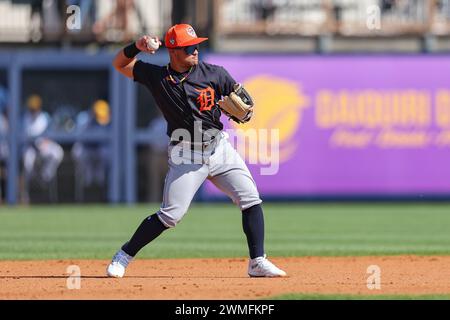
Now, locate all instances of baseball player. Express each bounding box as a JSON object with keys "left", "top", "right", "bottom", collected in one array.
[{"left": 107, "top": 24, "right": 286, "bottom": 278}]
